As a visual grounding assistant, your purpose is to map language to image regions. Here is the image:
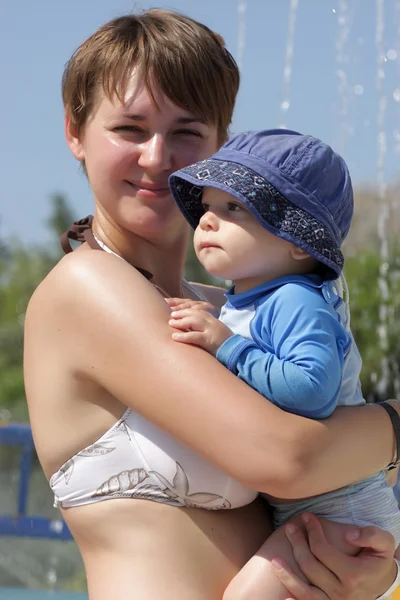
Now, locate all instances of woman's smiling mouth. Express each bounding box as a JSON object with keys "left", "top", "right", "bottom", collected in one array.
[{"left": 125, "top": 180, "right": 170, "bottom": 198}]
